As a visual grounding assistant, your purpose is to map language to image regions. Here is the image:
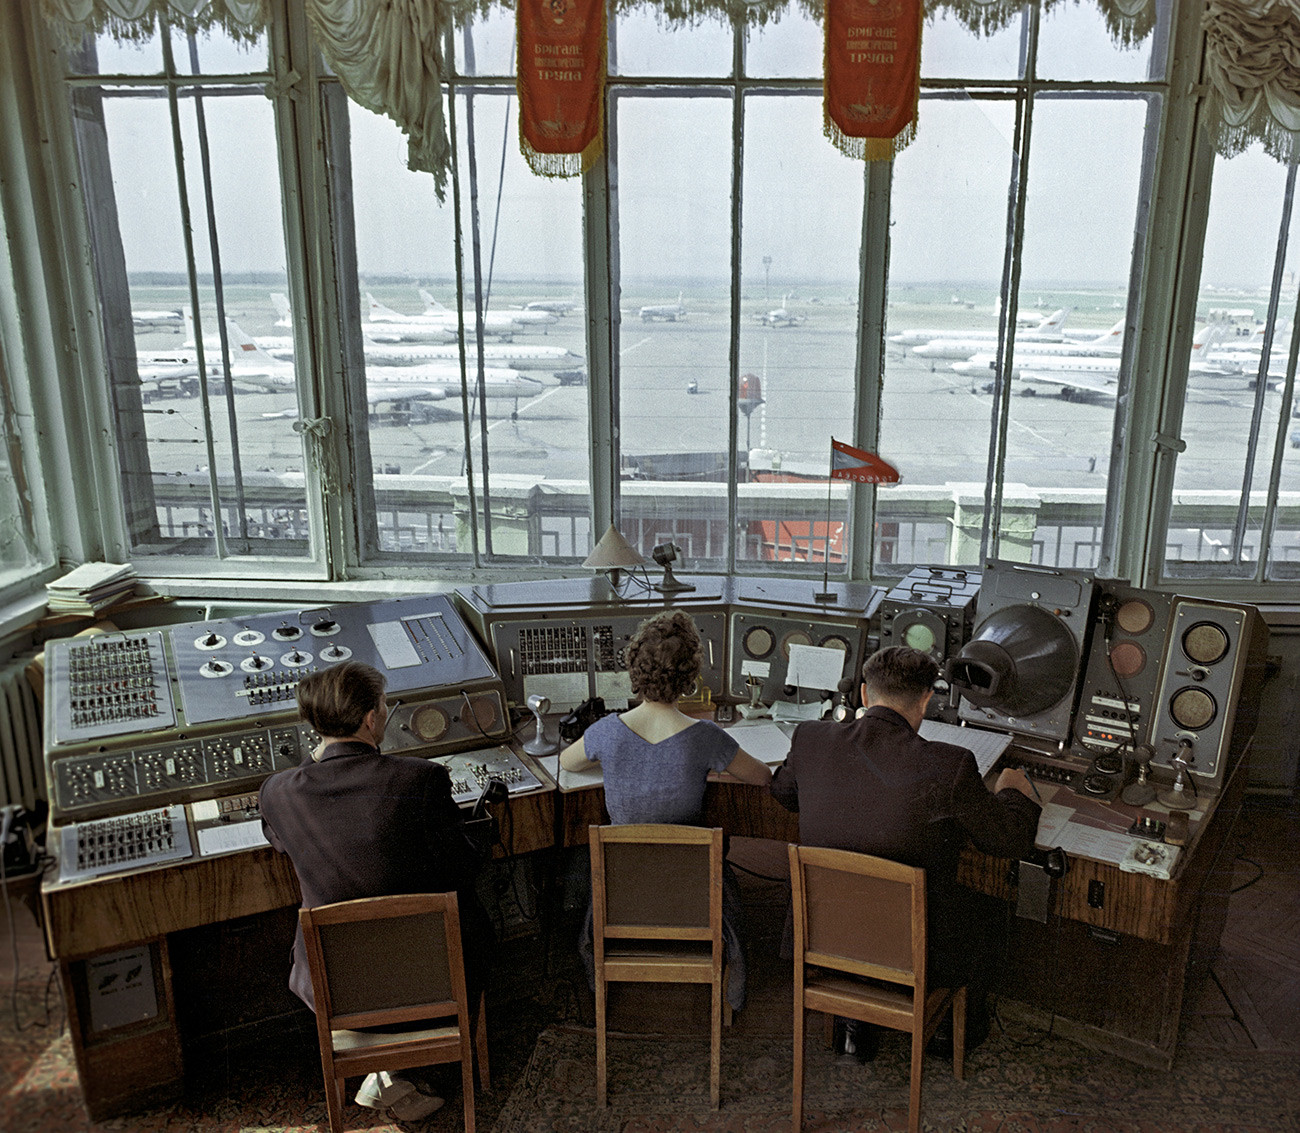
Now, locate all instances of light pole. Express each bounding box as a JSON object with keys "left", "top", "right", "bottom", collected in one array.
[{"left": 763, "top": 255, "right": 772, "bottom": 302}]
